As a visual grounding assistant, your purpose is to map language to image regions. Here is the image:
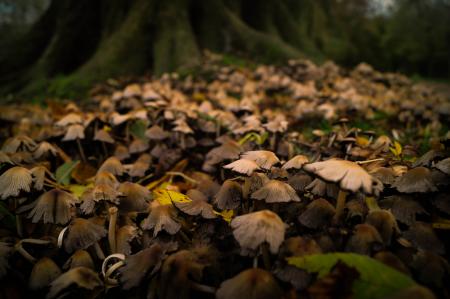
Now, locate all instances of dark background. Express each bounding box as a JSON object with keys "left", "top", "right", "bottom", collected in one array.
[{"left": 0, "top": 0, "right": 449, "bottom": 99}]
